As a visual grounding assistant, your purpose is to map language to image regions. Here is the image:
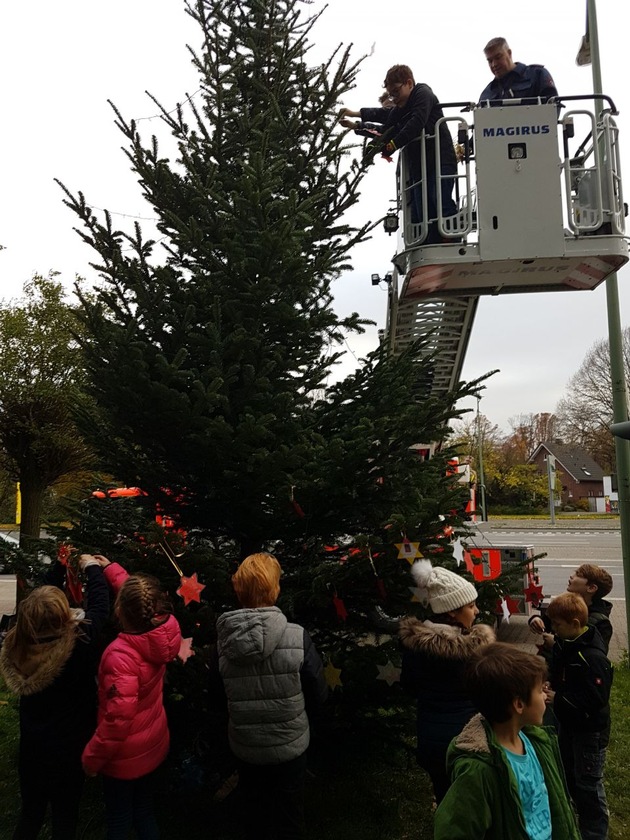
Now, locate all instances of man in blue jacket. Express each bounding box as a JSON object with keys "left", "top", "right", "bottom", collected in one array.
[{"left": 480, "top": 37, "right": 557, "bottom": 103}]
